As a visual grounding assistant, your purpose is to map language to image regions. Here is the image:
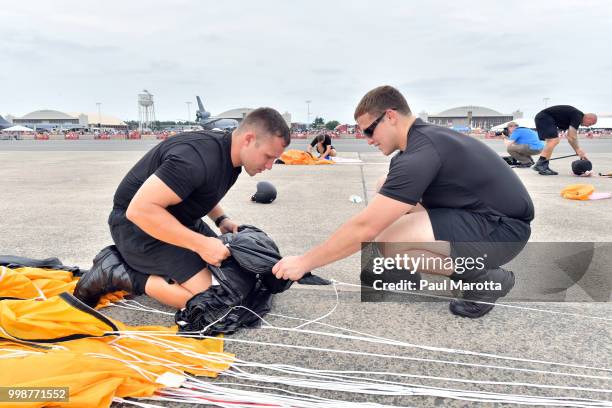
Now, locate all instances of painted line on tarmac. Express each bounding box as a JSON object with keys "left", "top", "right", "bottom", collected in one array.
[{"left": 358, "top": 153, "right": 369, "bottom": 205}]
